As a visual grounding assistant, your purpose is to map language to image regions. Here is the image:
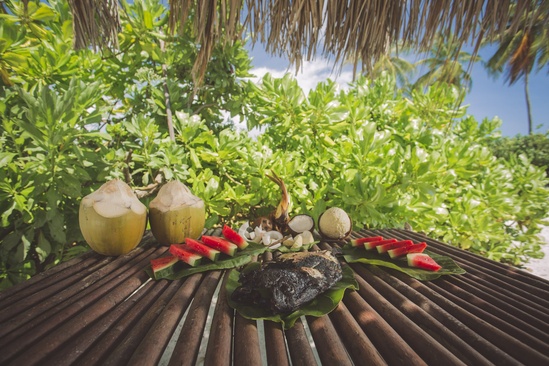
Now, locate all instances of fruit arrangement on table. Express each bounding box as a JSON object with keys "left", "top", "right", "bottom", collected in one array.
[{"left": 78, "top": 174, "right": 465, "bottom": 326}]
